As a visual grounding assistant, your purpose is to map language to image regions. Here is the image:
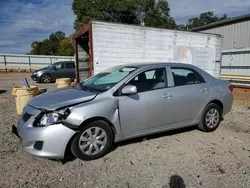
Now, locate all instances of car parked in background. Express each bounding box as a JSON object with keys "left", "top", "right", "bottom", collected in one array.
[
  {"left": 13, "top": 62, "right": 233, "bottom": 161},
  {"left": 31, "top": 61, "right": 75, "bottom": 83}
]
